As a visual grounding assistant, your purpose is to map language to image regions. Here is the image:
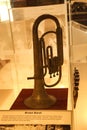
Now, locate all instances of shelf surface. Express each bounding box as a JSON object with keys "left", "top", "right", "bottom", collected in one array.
[{"left": 10, "top": 88, "right": 68, "bottom": 110}]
